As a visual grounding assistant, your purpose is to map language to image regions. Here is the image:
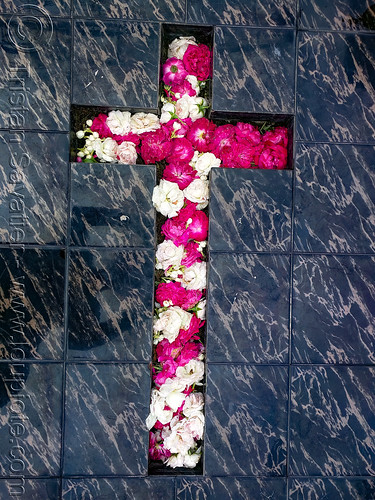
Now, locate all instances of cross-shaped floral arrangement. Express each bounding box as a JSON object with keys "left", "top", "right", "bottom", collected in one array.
[{"left": 74, "top": 33, "right": 289, "bottom": 472}]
